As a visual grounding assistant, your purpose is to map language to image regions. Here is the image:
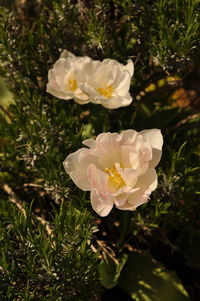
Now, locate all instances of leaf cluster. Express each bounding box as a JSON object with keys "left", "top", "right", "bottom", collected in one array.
[{"left": 0, "top": 198, "right": 100, "bottom": 300}]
